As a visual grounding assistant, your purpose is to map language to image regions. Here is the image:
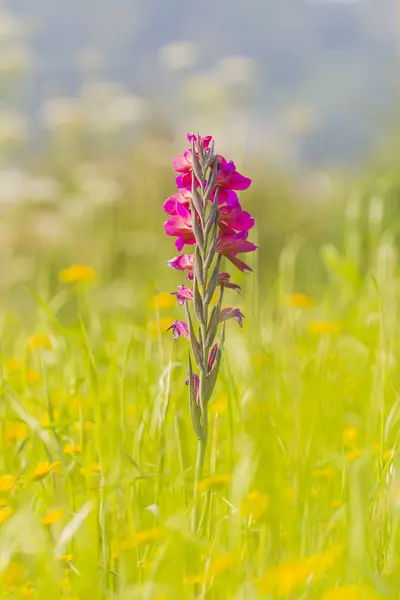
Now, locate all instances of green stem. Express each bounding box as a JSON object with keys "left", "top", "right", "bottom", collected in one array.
[{"left": 192, "top": 436, "right": 207, "bottom": 532}]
